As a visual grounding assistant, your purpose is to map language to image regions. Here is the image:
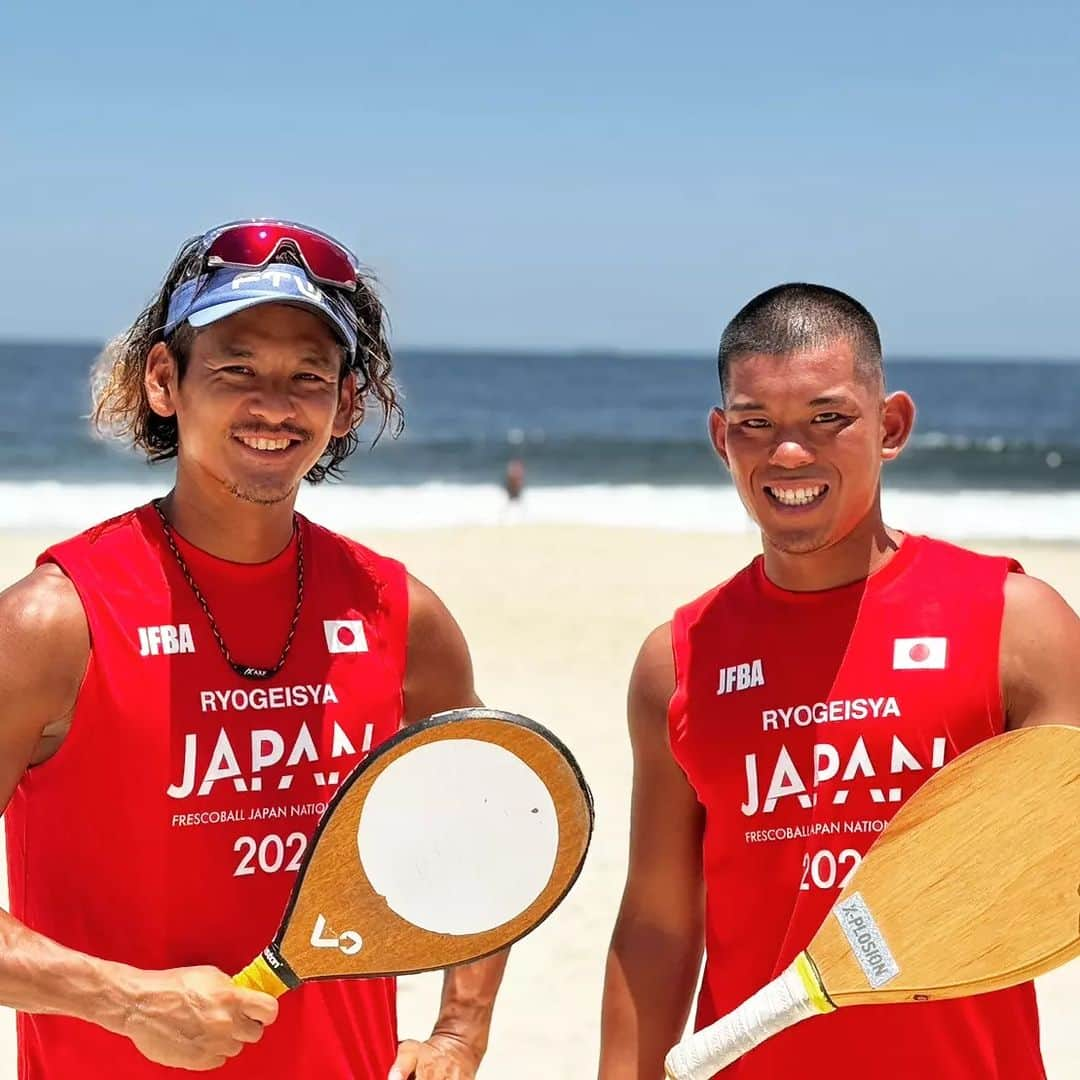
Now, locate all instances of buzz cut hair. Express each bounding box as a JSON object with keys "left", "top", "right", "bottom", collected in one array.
[{"left": 717, "top": 283, "right": 883, "bottom": 403}]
